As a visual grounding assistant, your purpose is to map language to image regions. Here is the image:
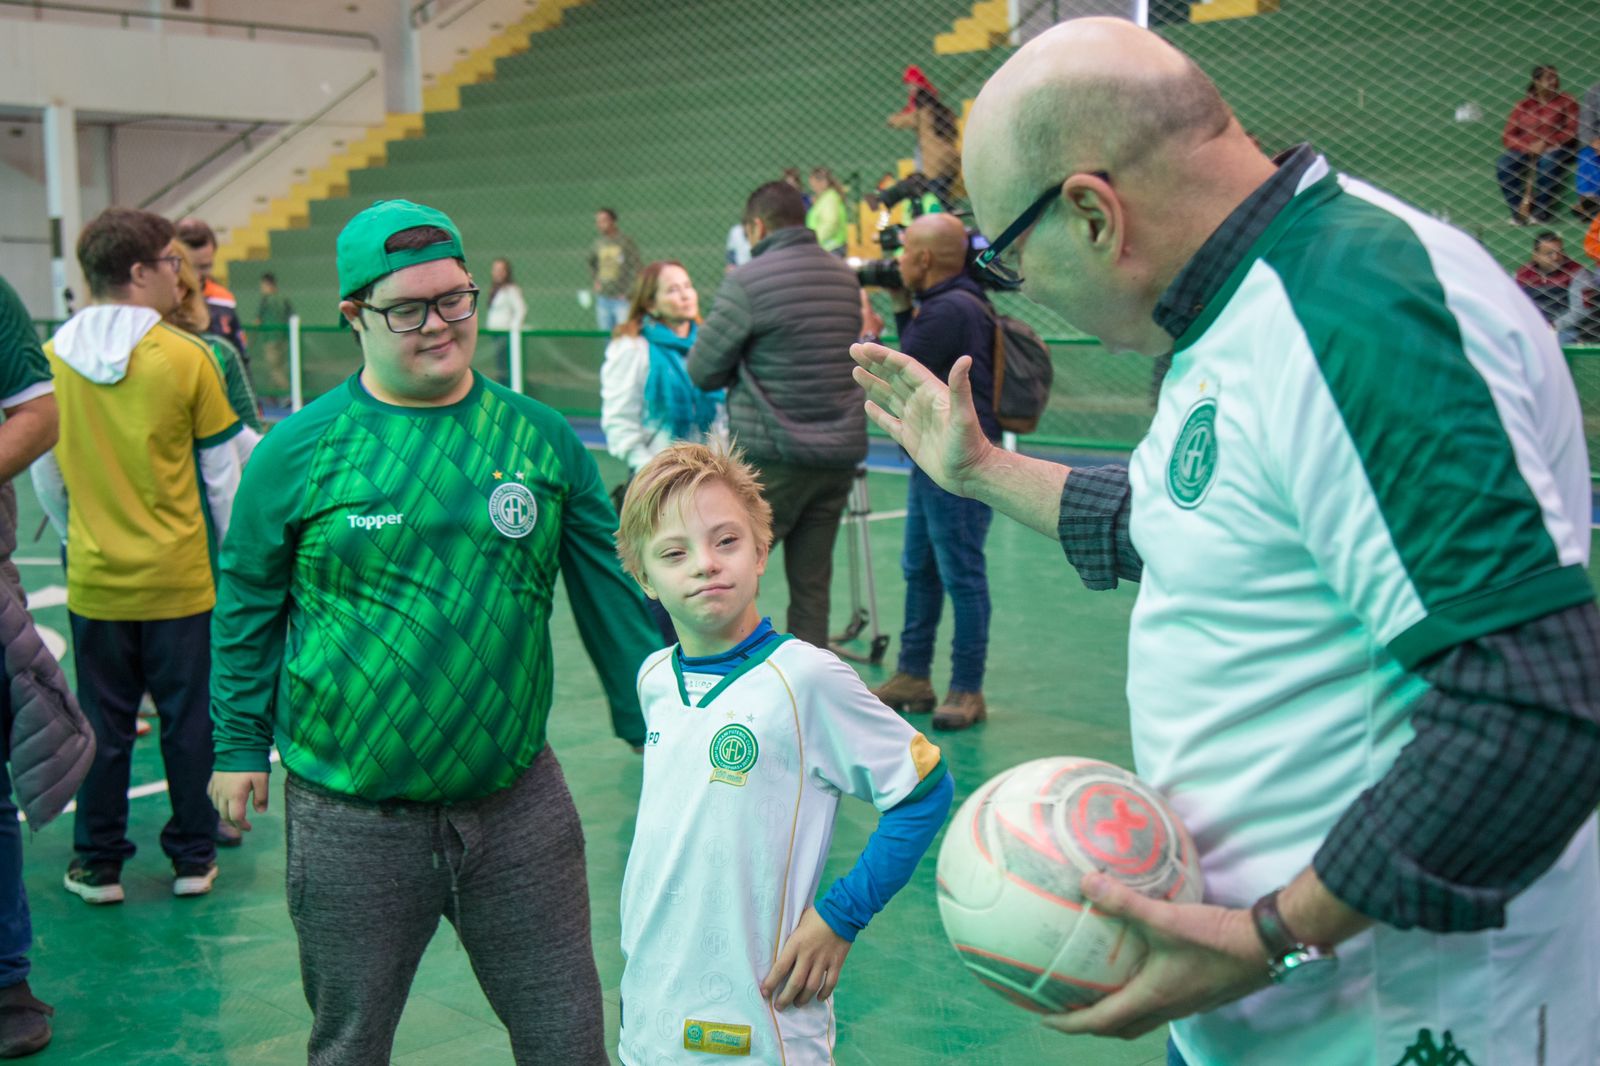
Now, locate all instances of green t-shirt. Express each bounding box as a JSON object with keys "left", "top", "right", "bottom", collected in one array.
[
  {"left": 256, "top": 292, "right": 293, "bottom": 327},
  {"left": 211, "top": 371, "right": 659, "bottom": 803},
  {"left": 0, "top": 277, "right": 50, "bottom": 405}
]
